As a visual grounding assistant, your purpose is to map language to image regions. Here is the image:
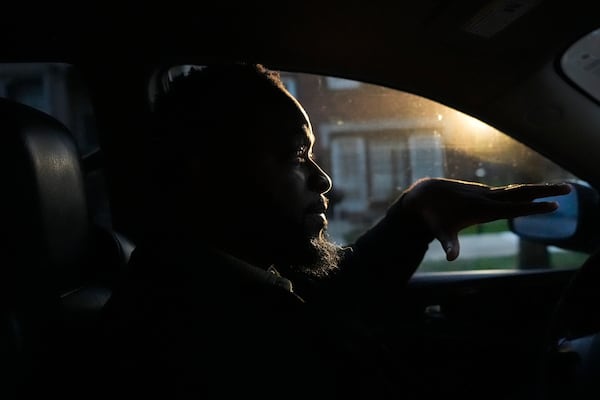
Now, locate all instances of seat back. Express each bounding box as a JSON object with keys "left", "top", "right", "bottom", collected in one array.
[{"left": 0, "top": 99, "right": 133, "bottom": 398}]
